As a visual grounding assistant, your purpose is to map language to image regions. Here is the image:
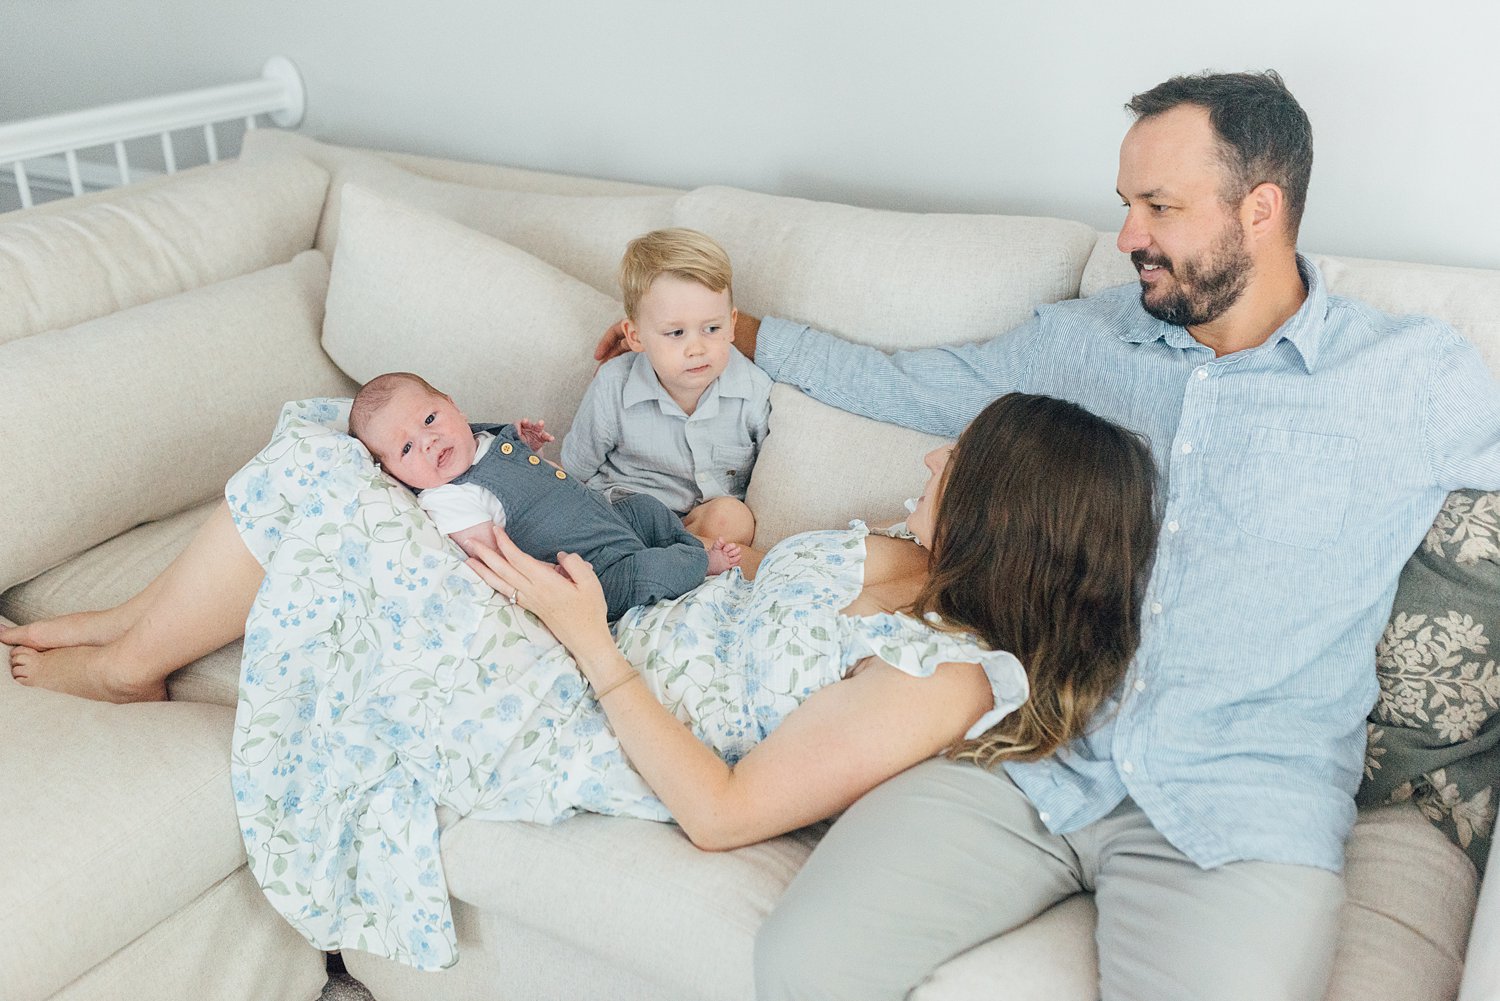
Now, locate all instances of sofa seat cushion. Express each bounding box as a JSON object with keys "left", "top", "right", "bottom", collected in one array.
[
  {"left": 0, "top": 249, "right": 356, "bottom": 593},
  {"left": 321, "top": 185, "right": 623, "bottom": 446},
  {"left": 0, "top": 652, "right": 249, "bottom": 1001},
  {"left": 0, "top": 500, "right": 243, "bottom": 707},
  {"left": 403, "top": 798, "right": 1469, "bottom": 1001},
  {"left": 0, "top": 153, "right": 328, "bottom": 344}
]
